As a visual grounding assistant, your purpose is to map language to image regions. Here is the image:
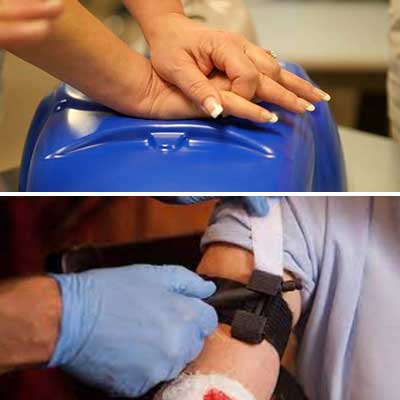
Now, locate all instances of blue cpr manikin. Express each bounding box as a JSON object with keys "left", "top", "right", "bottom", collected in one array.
[{"left": 20, "top": 62, "right": 346, "bottom": 192}]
